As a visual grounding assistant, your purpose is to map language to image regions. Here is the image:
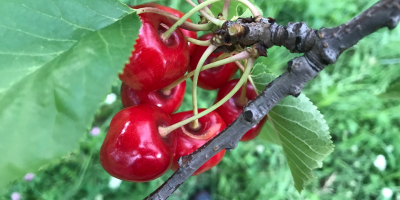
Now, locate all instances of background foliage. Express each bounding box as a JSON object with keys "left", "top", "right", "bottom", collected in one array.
[{"left": 1, "top": 0, "right": 400, "bottom": 199}]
